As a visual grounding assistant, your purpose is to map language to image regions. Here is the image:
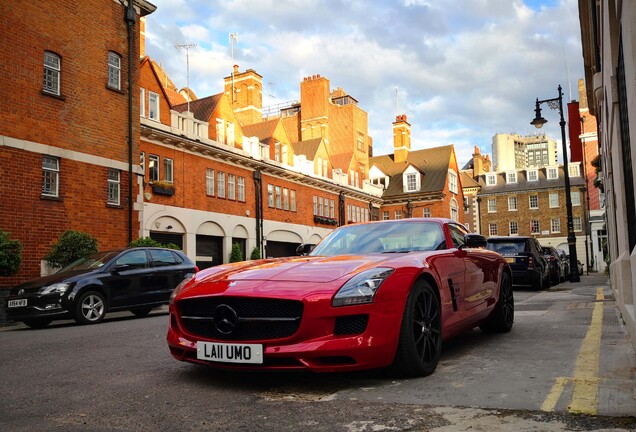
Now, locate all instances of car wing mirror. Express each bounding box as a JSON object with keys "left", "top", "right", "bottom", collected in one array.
[
  {"left": 296, "top": 243, "right": 316, "bottom": 256},
  {"left": 112, "top": 263, "right": 131, "bottom": 273},
  {"left": 462, "top": 234, "right": 487, "bottom": 248}
]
